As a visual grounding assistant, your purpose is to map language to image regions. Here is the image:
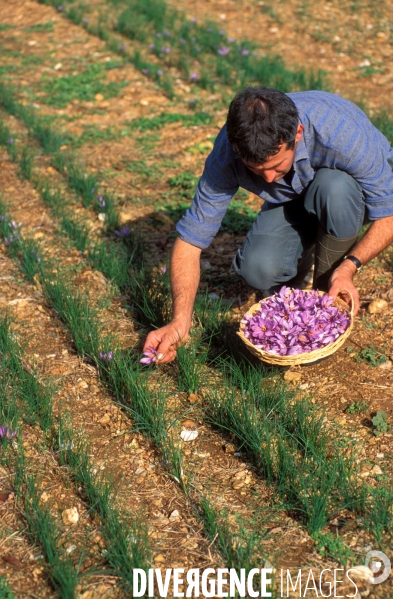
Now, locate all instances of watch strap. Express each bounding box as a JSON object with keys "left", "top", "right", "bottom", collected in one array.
[{"left": 343, "top": 254, "right": 362, "bottom": 271}]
